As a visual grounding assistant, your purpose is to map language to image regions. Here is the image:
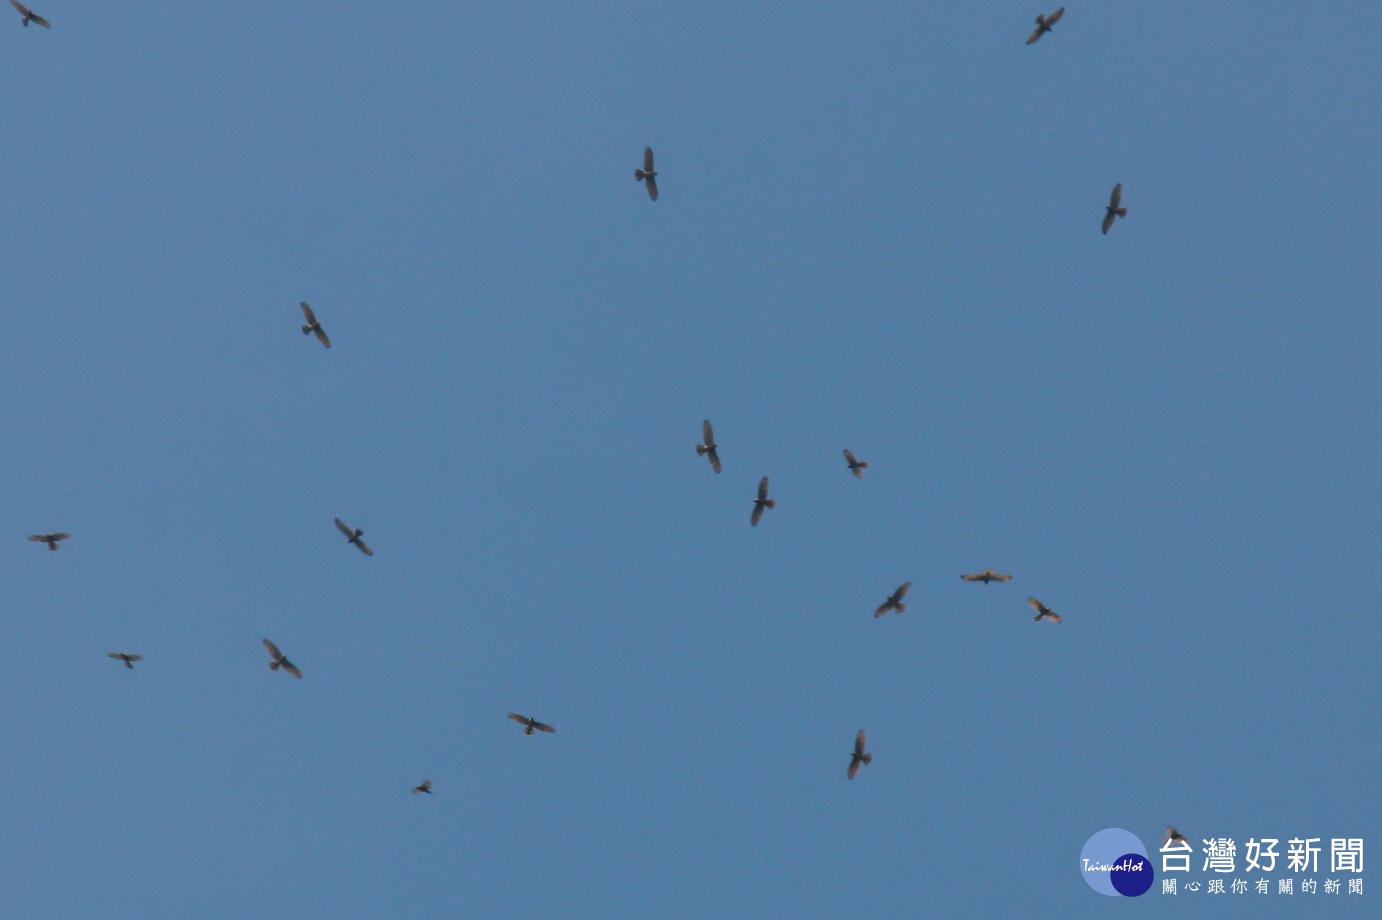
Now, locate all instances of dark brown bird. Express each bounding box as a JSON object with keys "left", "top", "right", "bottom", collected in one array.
[
  {"left": 262, "top": 638, "right": 303, "bottom": 678},
  {"left": 300, "top": 302, "right": 331, "bottom": 348},
  {"left": 1102, "top": 183, "right": 1128, "bottom": 234},
  {"left": 1027, "top": 597, "right": 1062, "bottom": 623},
  {"left": 874, "top": 582, "right": 911, "bottom": 617},
  {"left": 635, "top": 147, "right": 658, "bottom": 201},
  {"left": 843, "top": 449, "right": 868, "bottom": 478},
  {"left": 1026, "top": 7, "right": 1063, "bottom": 44},
  {"left": 1164, "top": 826, "right": 1190, "bottom": 848},
  {"left": 107, "top": 652, "right": 143, "bottom": 669},
  {"left": 334, "top": 518, "right": 373, "bottom": 556},
  {"left": 28, "top": 532, "right": 70, "bottom": 551},
  {"left": 697, "top": 420, "right": 722, "bottom": 473},
  {"left": 750, "top": 477, "right": 775, "bottom": 526},
  {"left": 412, "top": 780, "right": 433, "bottom": 794},
  {"left": 961, "top": 569, "right": 1012, "bottom": 584},
  {"left": 10, "top": 1, "right": 50, "bottom": 27},
  {"left": 508, "top": 712, "right": 555, "bottom": 735},
  {"left": 848, "top": 730, "right": 872, "bottom": 780}
]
